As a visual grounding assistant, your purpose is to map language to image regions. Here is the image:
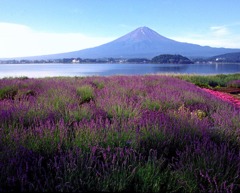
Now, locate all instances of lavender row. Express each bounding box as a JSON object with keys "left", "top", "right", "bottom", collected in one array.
[{"left": 0, "top": 75, "right": 240, "bottom": 192}]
